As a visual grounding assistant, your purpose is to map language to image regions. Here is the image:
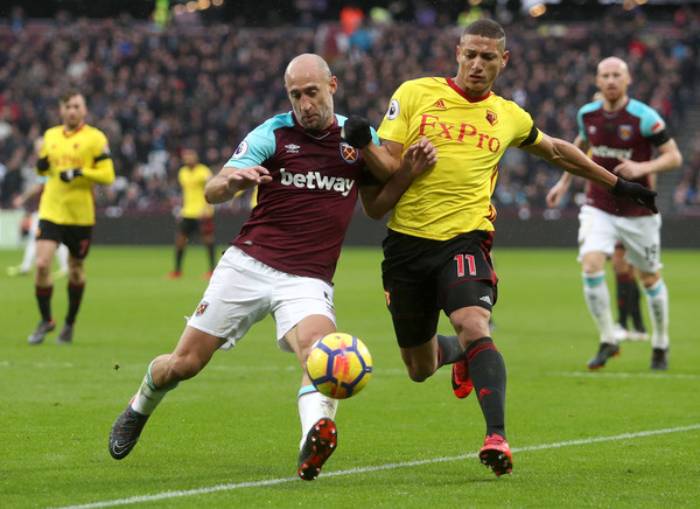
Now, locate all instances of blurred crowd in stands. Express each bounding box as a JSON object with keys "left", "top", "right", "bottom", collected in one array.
[{"left": 0, "top": 3, "right": 699, "bottom": 218}]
